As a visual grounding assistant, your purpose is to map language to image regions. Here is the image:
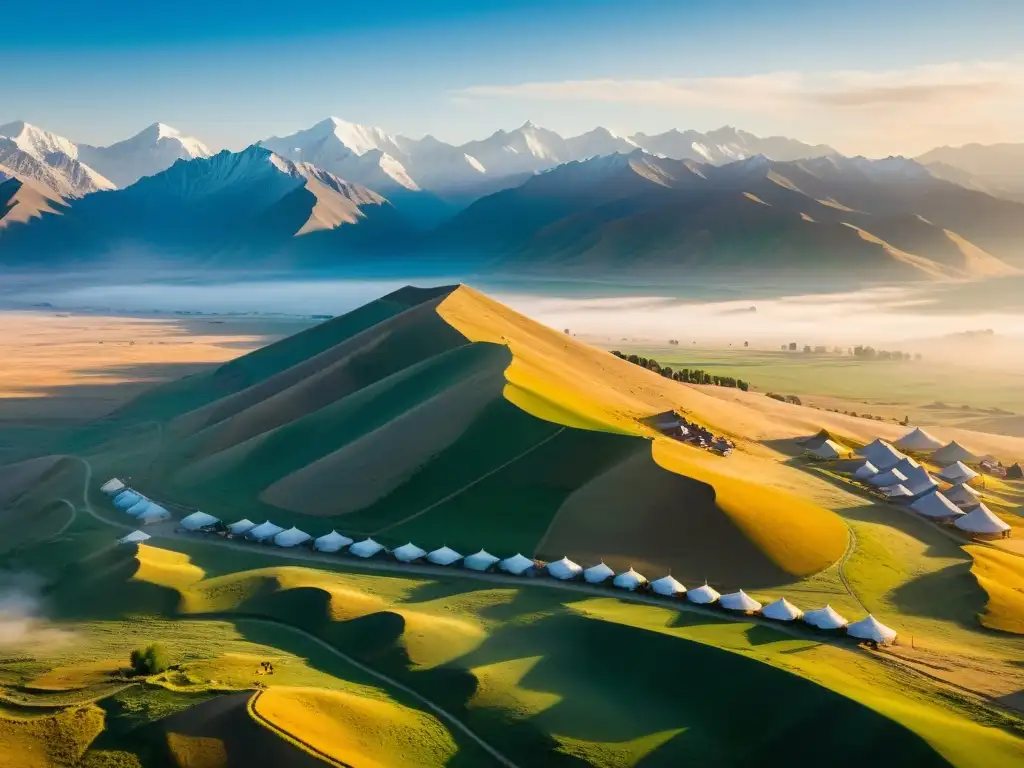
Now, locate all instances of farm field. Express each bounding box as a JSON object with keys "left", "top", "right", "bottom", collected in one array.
[{"left": 0, "top": 283, "right": 1022, "bottom": 766}]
